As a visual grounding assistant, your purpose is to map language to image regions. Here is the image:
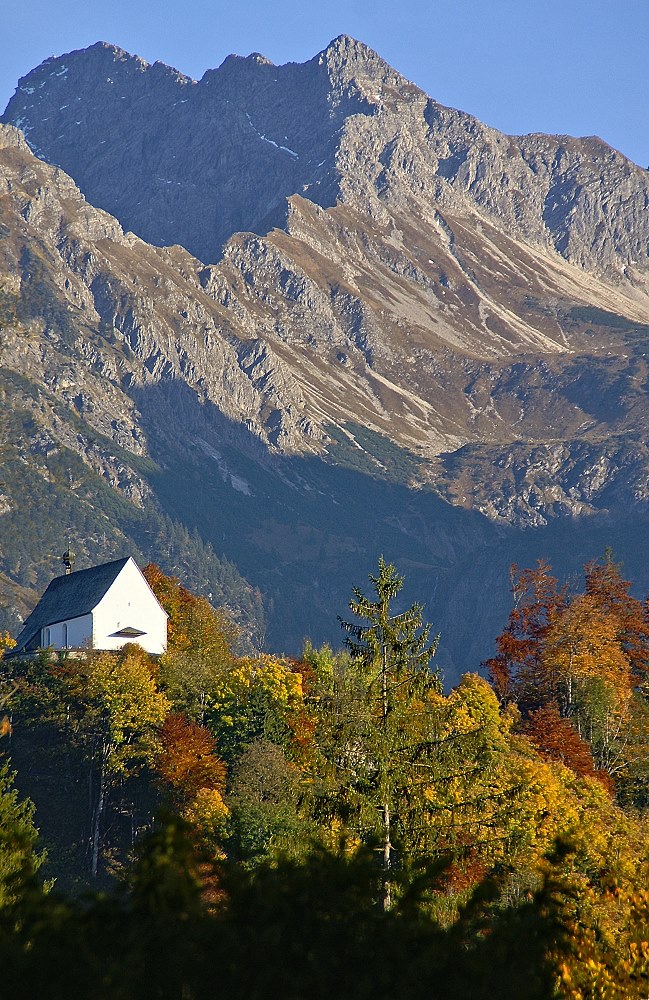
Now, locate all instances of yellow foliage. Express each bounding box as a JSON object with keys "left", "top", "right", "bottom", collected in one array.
[
  {"left": 415, "top": 675, "right": 649, "bottom": 896},
  {"left": 85, "top": 647, "right": 170, "bottom": 773},
  {"left": 556, "top": 886, "right": 649, "bottom": 999},
  {"left": 210, "top": 655, "right": 303, "bottom": 718},
  {"left": 0, "top": 632, "right": 15, "bottom": 659},
  {"left": 233, "top": 654, "right": 302, "bottom": 702},
  {"left": 184, "top": 787, "right": 230, "bottom": 849},
  {"left": 543, "top": 595, "right": 633, "bottom": 712}
]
